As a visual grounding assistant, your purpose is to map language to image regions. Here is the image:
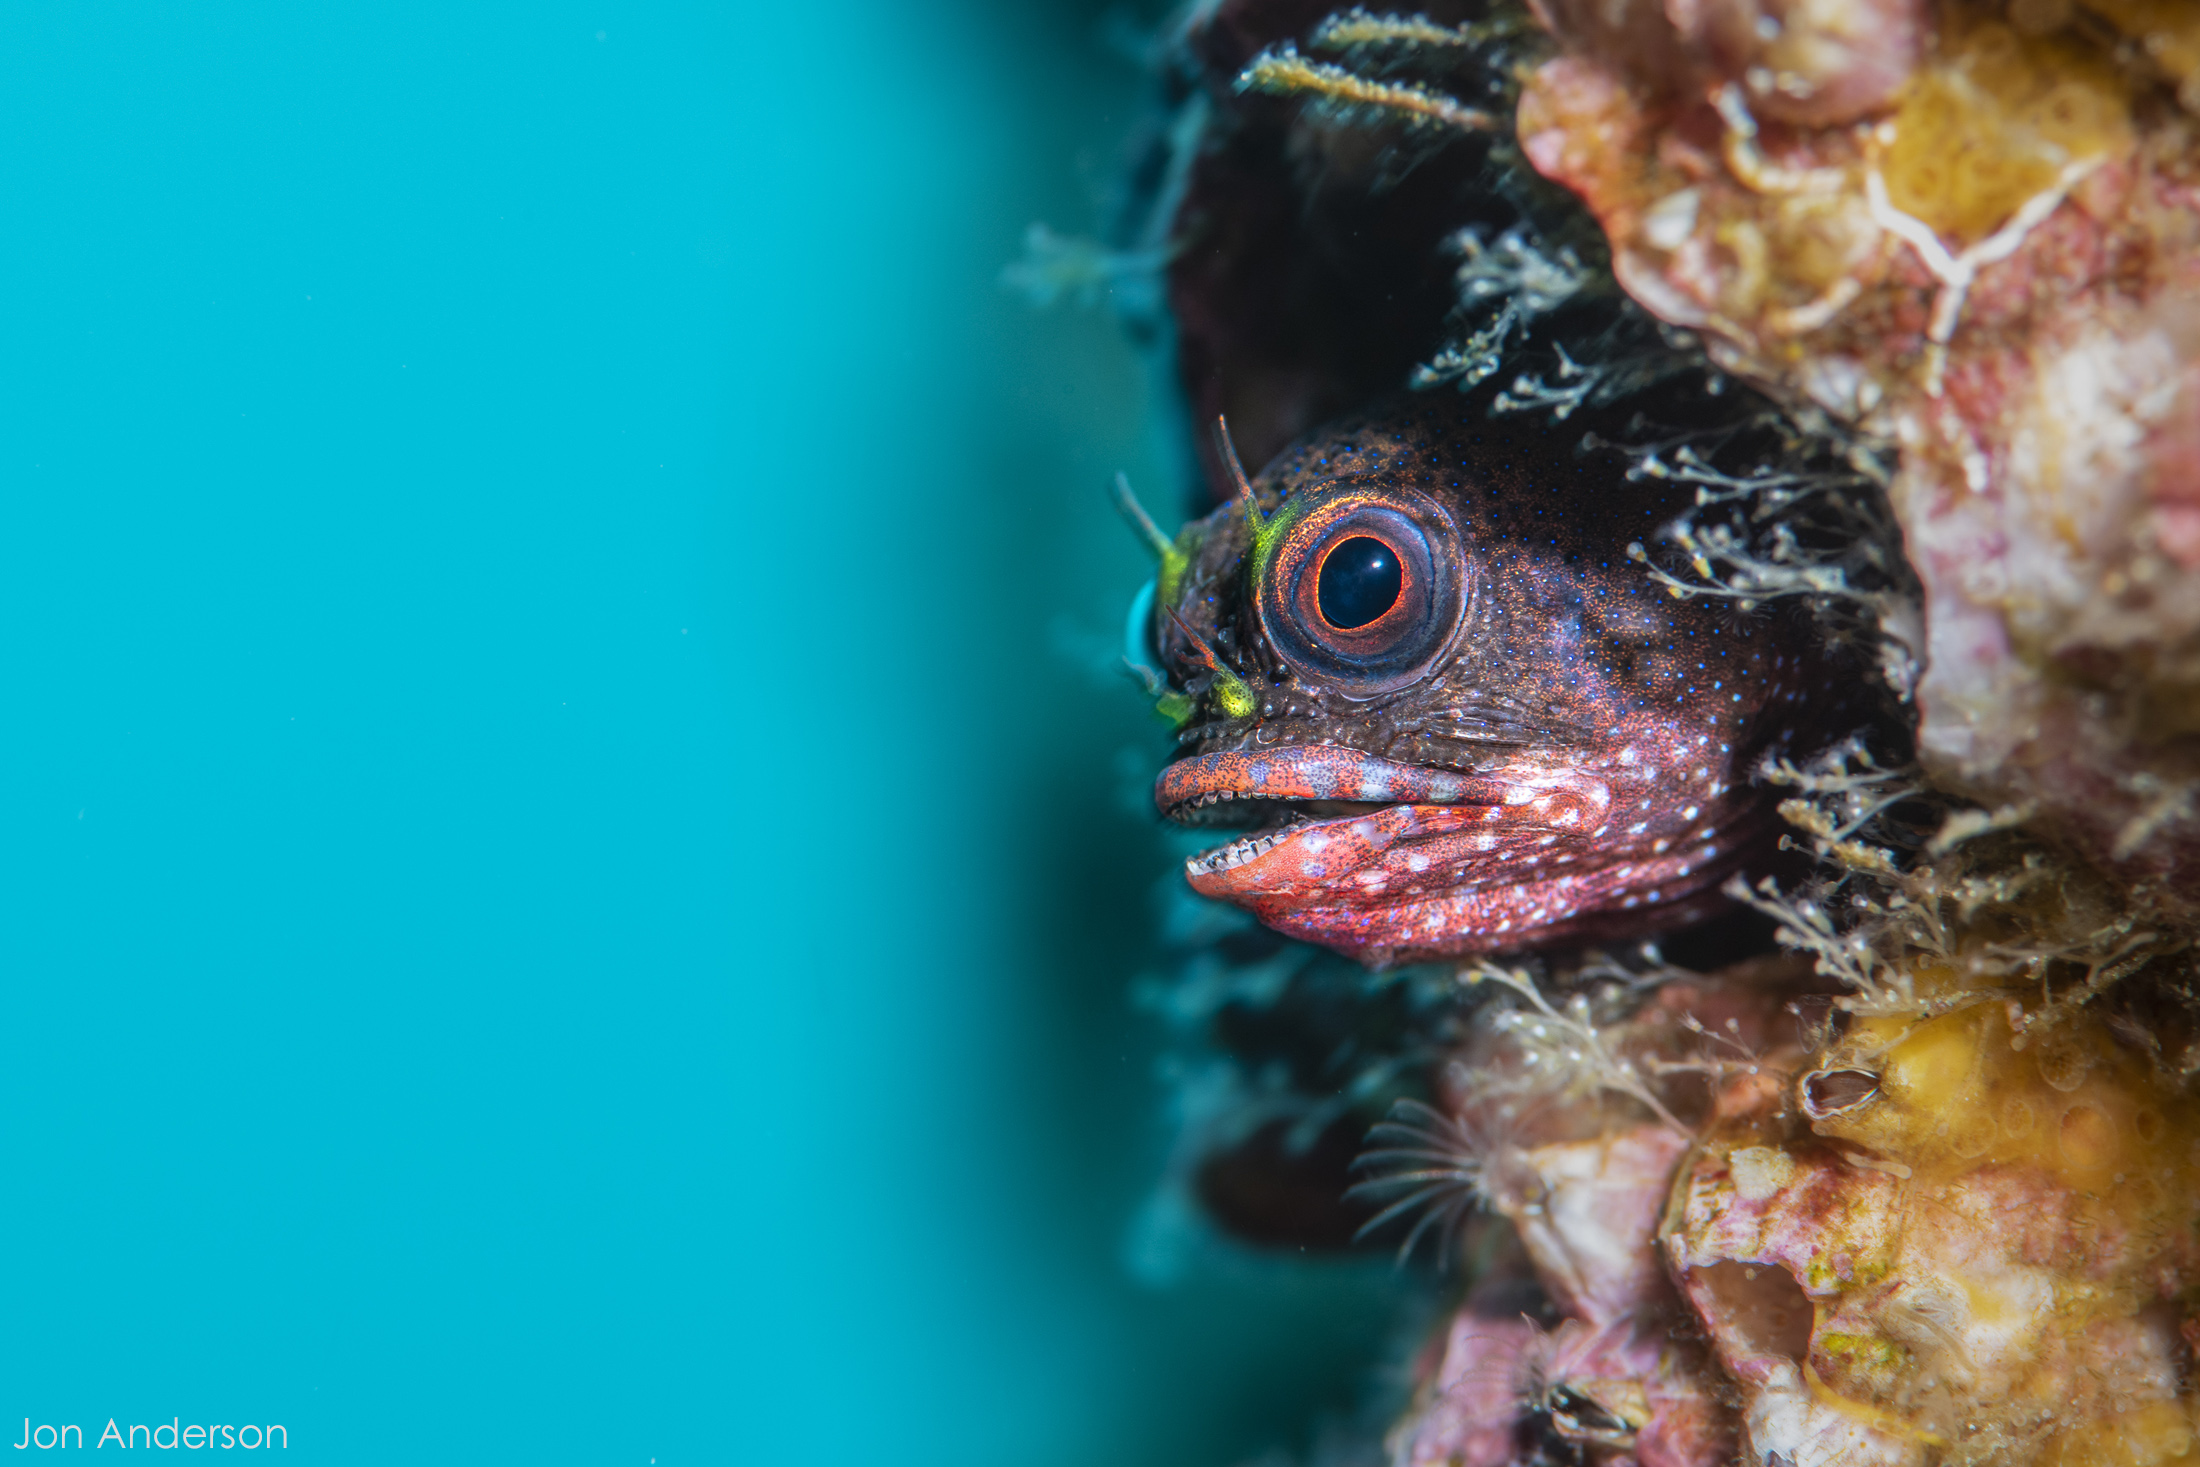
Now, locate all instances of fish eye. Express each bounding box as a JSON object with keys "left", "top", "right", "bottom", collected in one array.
[
  {"left": 1254, "top": 483, "right": 1465, "bottom": 699},
  {"left": 1316, "top": 537, "right": 1402, "bottom": 629}
]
